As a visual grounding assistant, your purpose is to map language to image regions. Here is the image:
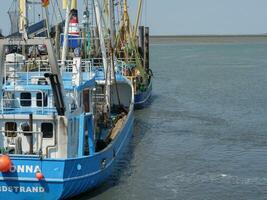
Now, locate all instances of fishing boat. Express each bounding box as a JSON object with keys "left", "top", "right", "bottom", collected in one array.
[
  {"left": 0, "top": 0, "right": 134, "bottom": 199},
  {"left": 115, "top": 0, "right": 153, "bottom": 108}
]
